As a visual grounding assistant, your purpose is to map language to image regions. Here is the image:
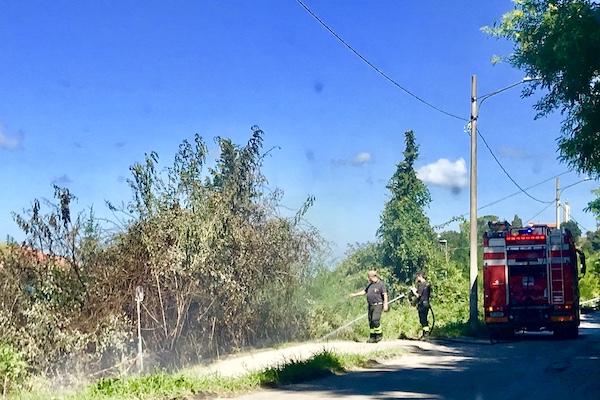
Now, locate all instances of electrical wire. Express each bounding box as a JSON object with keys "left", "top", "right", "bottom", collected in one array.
[
  {"left": 294, "top": 1, "right": 595, "bottom": 232},
  {"left": 562, "top": 215, "right": 590, "bottom": 233},
  {"left": 526, "top": 202, "right": 554, "bottom": 223},
  {"left": 476, "top": 172, "right": 569, "bottom": 210},
  {"left": 477, "top": 129, "right": 554, "bottom": 204},
  {"left": 526, "top": 205, "right": 592, "bottom": 233},
  {"left": 296, "top": 0, "right": 559, "bottom": 206},
  {"left": 432, "top": 172, "right": 571, "bottom": 229},
  {"left": 295, "top": 0, "right": 468, "bottom": 122}
]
